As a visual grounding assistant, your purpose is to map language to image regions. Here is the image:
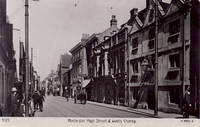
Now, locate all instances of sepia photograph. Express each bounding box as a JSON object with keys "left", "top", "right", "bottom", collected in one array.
[{"left": 0, "top": 0, "right": 200, "bottom": 126}]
